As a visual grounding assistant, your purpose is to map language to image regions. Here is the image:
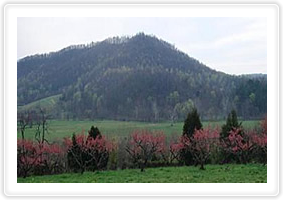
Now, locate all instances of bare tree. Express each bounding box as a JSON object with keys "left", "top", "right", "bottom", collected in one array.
[
  {"left": 17, "top": 111, "right": 33, "bottom": 140},
  {"left": 34, "top": 108, "right": 50, "bottom": 144}
]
